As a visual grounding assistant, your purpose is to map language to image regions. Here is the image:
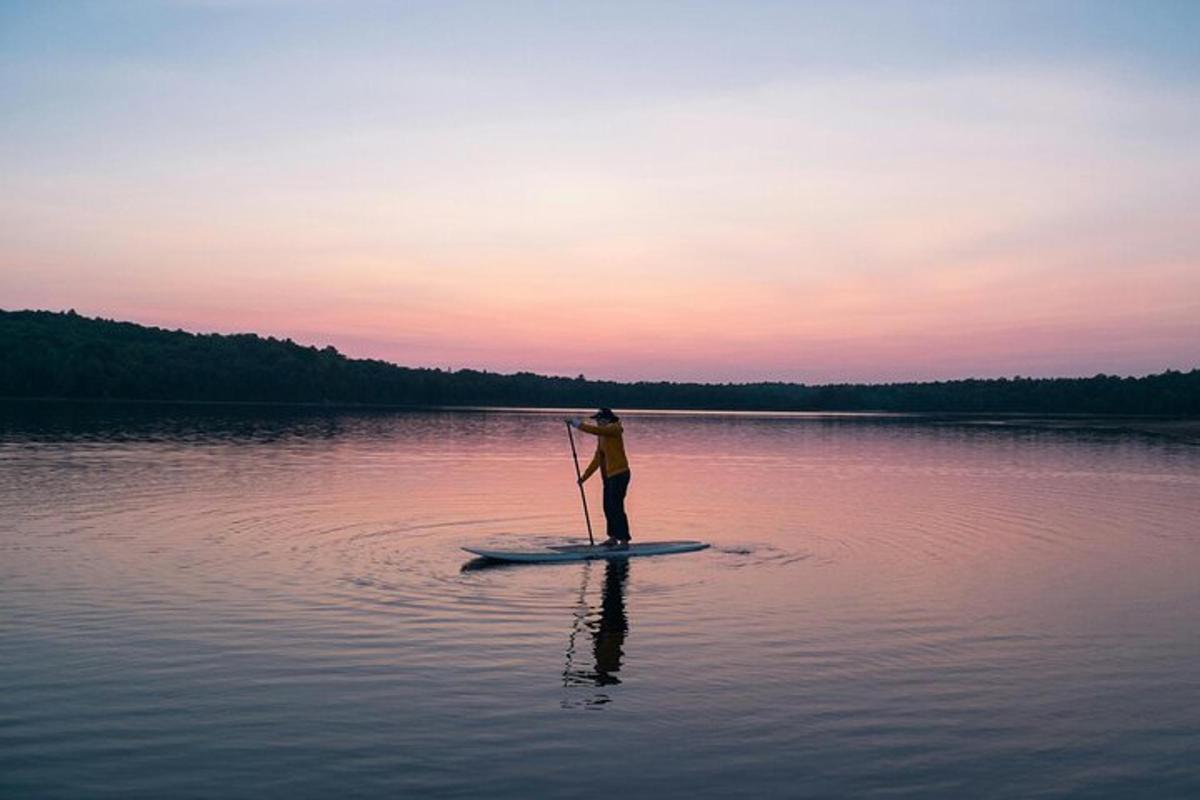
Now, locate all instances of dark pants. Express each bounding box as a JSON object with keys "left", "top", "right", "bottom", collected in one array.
[{"left": 602, "top": 470, "right": 631, "bottom": 542}]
